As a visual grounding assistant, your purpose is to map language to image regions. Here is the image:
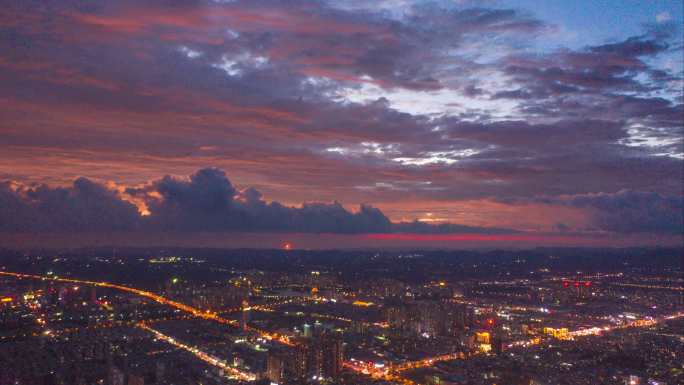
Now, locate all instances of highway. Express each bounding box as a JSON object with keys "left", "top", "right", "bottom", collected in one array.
[
  {"left": 3, "top": 270, "right": 682, "bottom": 385},
  {"left": 0, "top": 271, "right": 293, "bottom": 346},
  {"left": 608, "top": 282, "right": 684, "bottom": 291},
  {"left": 568, "top": 312, "right": 684, "bottom": 337},
  {"left": 138, "top": 322, "right": 256, "bottom": 381}
]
